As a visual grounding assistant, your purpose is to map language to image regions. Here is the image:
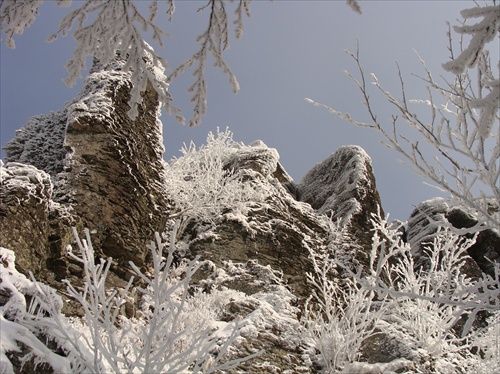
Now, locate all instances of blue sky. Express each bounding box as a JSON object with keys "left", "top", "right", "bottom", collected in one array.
[{"left": 0, "top": 1, "right": 476, "bottom": 221}]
